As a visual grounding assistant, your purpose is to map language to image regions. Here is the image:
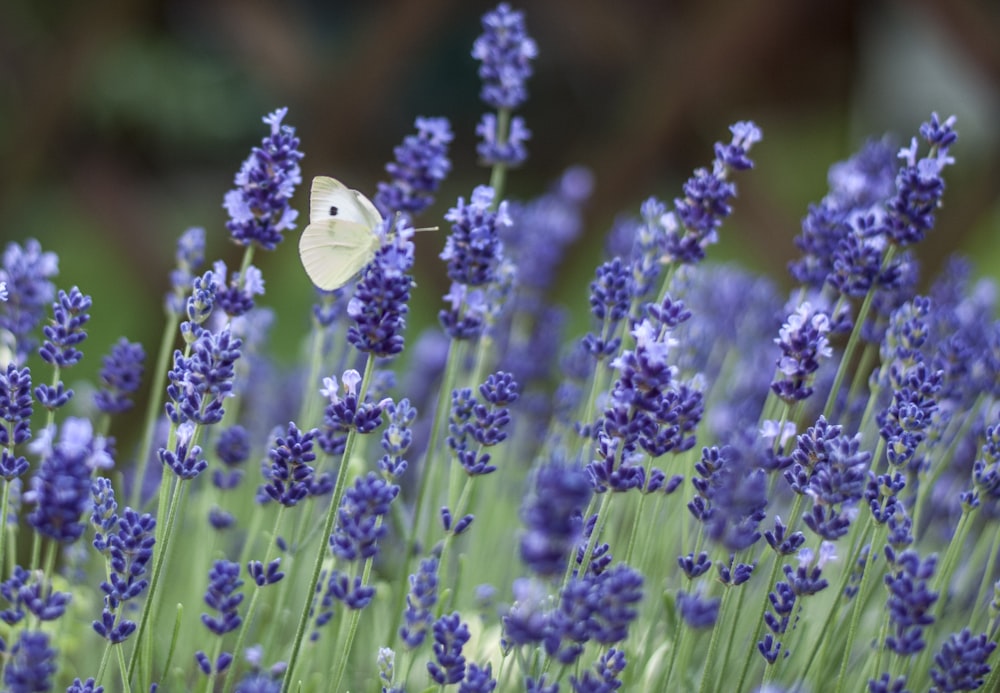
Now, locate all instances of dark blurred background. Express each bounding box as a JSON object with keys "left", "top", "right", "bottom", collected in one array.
[{"left": 2, "top": 0, "right": 999, "bottom": 385}]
